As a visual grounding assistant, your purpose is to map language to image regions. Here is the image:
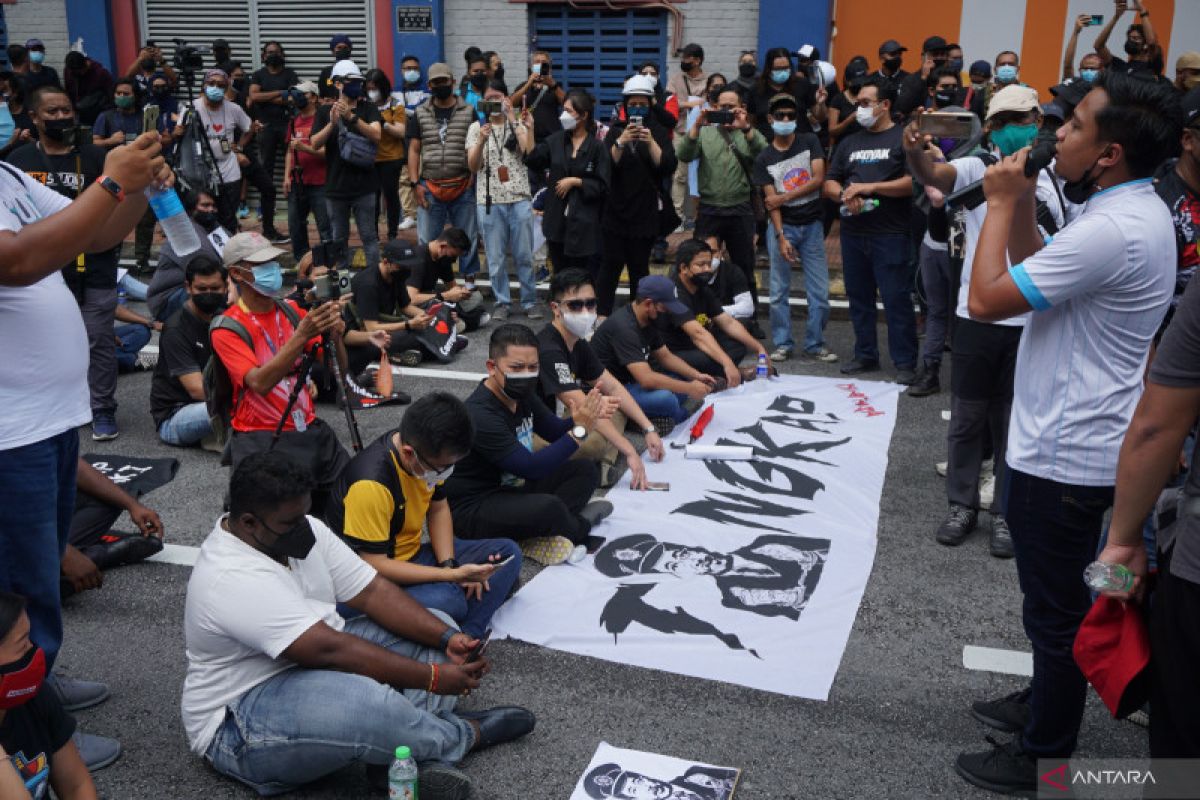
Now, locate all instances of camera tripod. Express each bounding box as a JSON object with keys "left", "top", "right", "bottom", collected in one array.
[
  {"left": 171, "top": 59, "right": 224, "bottom": 203},
  {"left": 270, "top": 326, "right": 364, "bottom": 453}
]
